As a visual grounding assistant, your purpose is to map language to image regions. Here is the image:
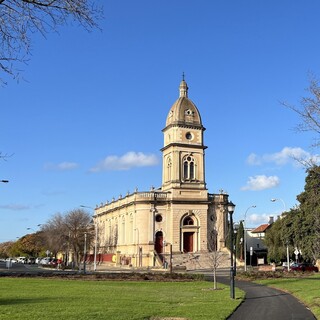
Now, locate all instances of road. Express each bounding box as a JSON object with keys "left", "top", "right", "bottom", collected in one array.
[{"left": 0, "top": 261, "right": 64, "bottom": 274}]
